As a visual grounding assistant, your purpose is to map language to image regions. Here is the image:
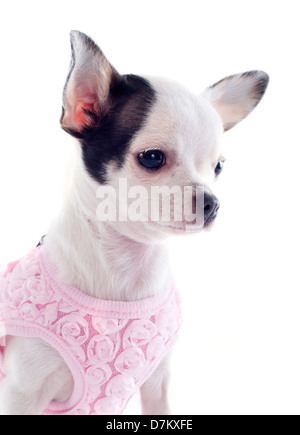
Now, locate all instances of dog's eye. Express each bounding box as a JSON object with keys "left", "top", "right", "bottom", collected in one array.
[
  {"left": 215, "top": 161, "right": 224, "bottom": 176},
  {"left": 137, "top": 150, "right": 166, "bottom": 170}
]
